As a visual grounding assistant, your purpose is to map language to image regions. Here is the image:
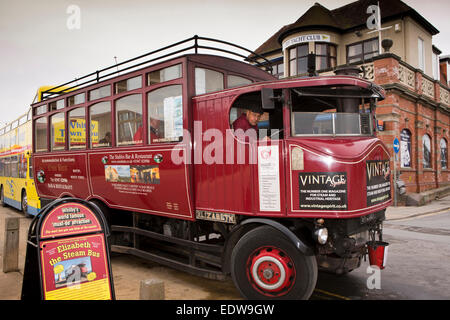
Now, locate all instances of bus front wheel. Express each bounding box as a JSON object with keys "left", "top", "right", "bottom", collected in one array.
[{"left": 231, "top": 225, "right": 317, "bottom": 300}]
